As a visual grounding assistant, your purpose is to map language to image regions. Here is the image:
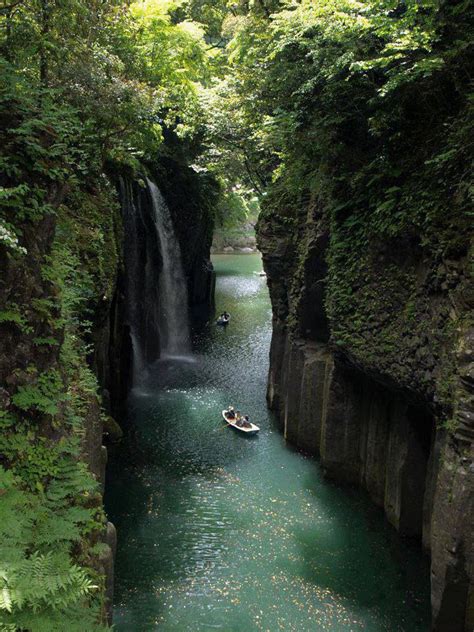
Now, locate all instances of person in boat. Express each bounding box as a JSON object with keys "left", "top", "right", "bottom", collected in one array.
[
  {"left": 217, "top": 312, "right": 229, "bottom": 325},
  {"left": 235, "top": 410, "right": 242, "bottom": 425},
  {"left": 242, "top": 415, "right": 251, "bottom": 428},
  {"left": 227, "top": 406, "right": 235, "bottom": 419}
]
